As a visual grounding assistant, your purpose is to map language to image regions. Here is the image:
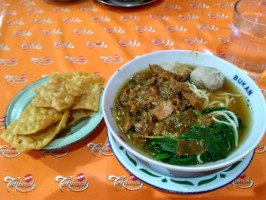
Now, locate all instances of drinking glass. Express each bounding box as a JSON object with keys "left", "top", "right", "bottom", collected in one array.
[{"left": 227, "top": 0, "right": 266, "bottom": 80}]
